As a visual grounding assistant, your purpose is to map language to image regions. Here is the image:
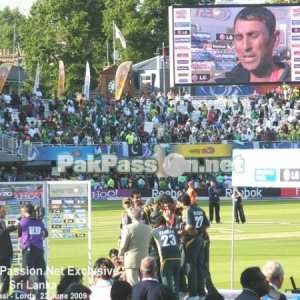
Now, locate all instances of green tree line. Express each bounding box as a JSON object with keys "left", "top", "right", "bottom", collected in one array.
[{"left": 0, "top": 0, "right": 292, "bottom": 97}]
